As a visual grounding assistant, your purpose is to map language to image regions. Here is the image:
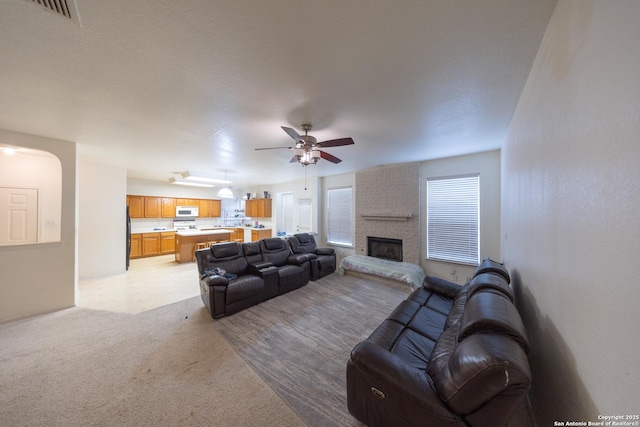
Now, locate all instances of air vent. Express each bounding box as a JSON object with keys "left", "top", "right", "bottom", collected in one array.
[{"left": 25, "top": 0, "right": 81, "bottom": 25}]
